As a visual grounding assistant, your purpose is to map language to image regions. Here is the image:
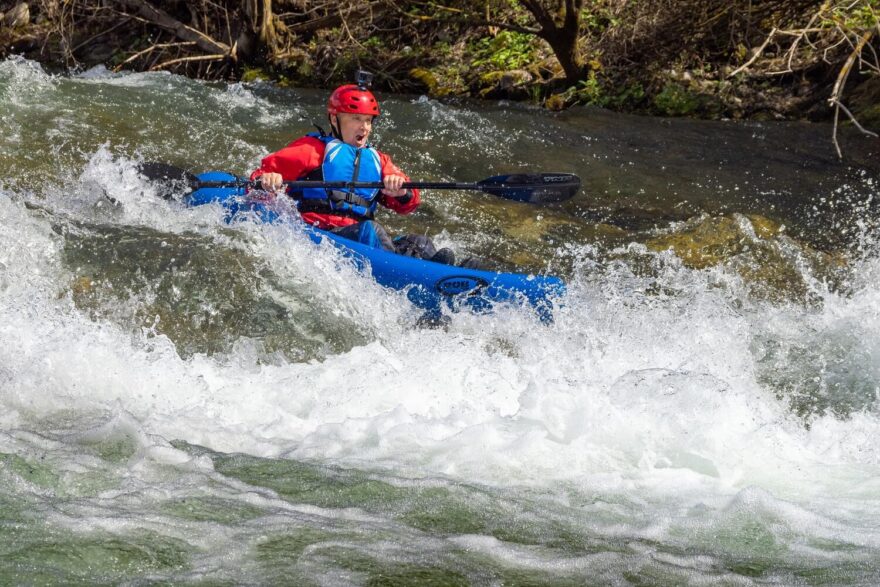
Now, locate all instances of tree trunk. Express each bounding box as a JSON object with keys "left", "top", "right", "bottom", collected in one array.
[
  {"left": 238, "top": 0, "right": 279, "bottom": 61},
  {"left": 258, "top": 0, "right": 276, "bottom": 48},
  {"left": 544, "top": 20, "right": 586, "bottom": 82},
  {"left": 519, "top": 0, "right": 587, "bottom": 84}
]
